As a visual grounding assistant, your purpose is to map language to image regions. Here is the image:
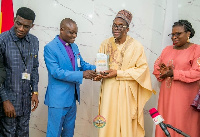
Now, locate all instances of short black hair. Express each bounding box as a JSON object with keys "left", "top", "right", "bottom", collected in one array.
[
  {"left": 16, "top": 7, "right": 36, "bottom": 22},
  {"left": 60, "top": 18, "right": 77, "bottom": 28},
  {"left": 173, "top": 20, "right": 195, "bottom": 38}
]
